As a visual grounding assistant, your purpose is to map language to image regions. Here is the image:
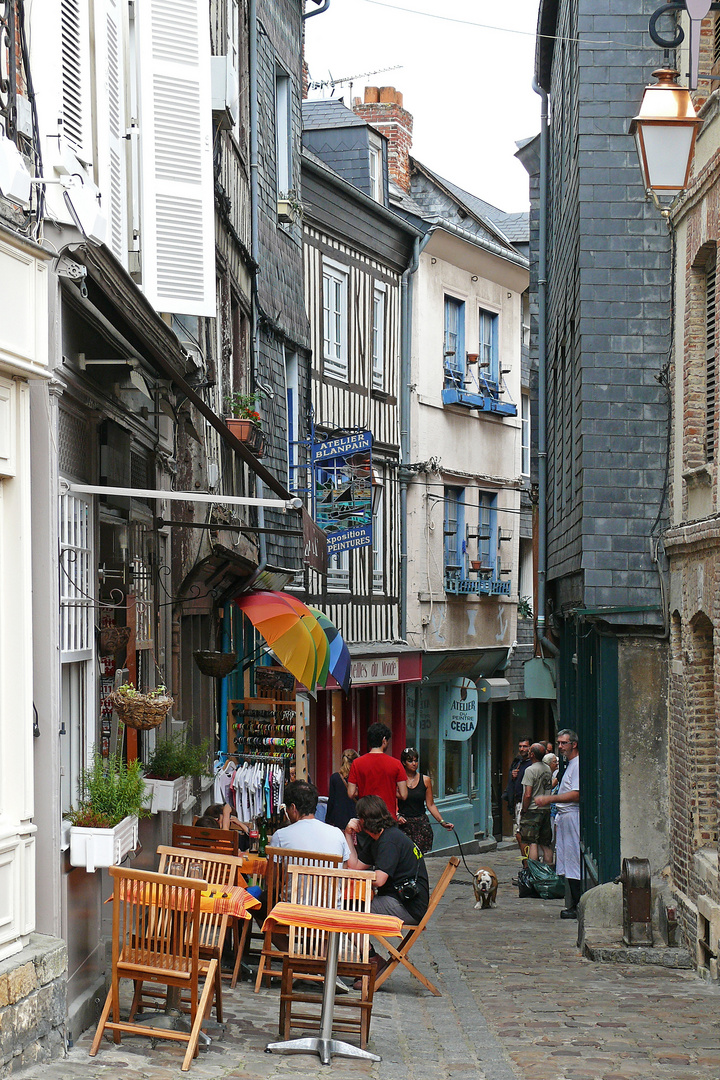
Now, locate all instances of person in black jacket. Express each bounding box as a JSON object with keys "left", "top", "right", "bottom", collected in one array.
[
  {"left": 325, "top": 748, "right": 359, "bottom": 830},
  {"left": 502, "top": 738, "right": 532, "bottom": 851}
]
